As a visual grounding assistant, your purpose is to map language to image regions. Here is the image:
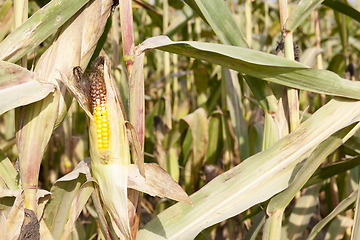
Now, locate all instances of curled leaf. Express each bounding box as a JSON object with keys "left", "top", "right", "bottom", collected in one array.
[
  {"left": 126, "top": 121, "right": 145, "bottom": 177},
  {"left": 128, "top": 163, "right": 192, "bottom": 205}
]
